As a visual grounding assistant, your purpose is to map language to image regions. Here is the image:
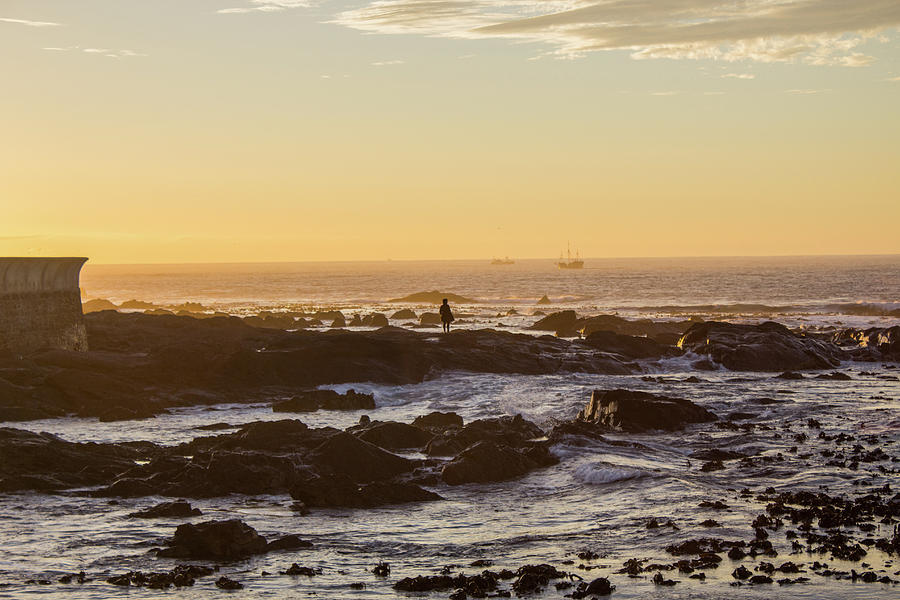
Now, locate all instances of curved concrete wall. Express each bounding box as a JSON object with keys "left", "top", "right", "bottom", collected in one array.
[{"left": 0, "top": 257, "right": 88, "bottom": 354}]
